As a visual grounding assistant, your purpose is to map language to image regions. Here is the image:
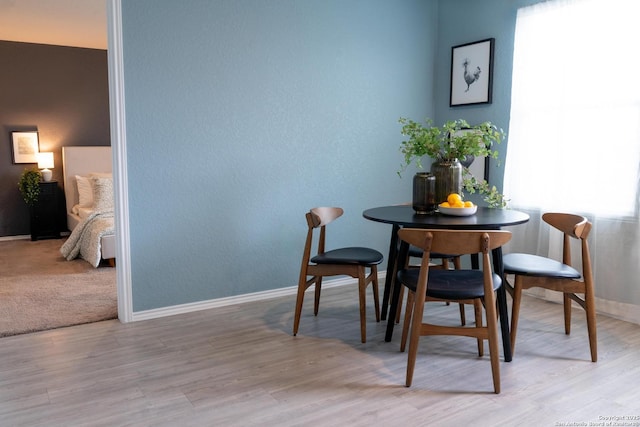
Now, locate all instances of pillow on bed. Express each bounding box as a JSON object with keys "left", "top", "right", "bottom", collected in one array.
[
  {"left": 75, "top": 175, "right": 93, "bottom": 208},
  {"left": 90, "top": 176, "right": 114, "bottom": 211}
]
